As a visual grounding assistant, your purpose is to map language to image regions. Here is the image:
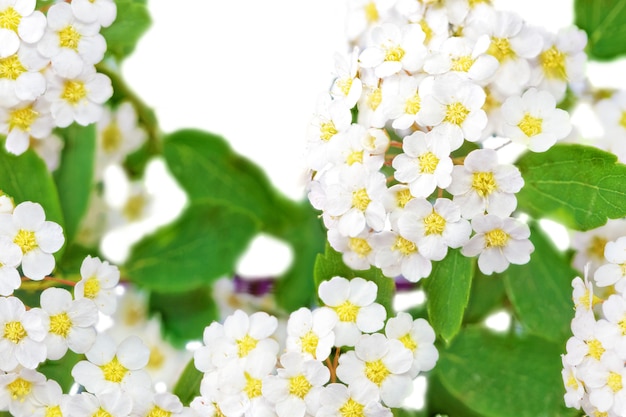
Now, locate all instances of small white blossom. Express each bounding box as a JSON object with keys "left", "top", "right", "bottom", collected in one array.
[{"left": 75, "top": 255, "right": 120, "bottom": 315}]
